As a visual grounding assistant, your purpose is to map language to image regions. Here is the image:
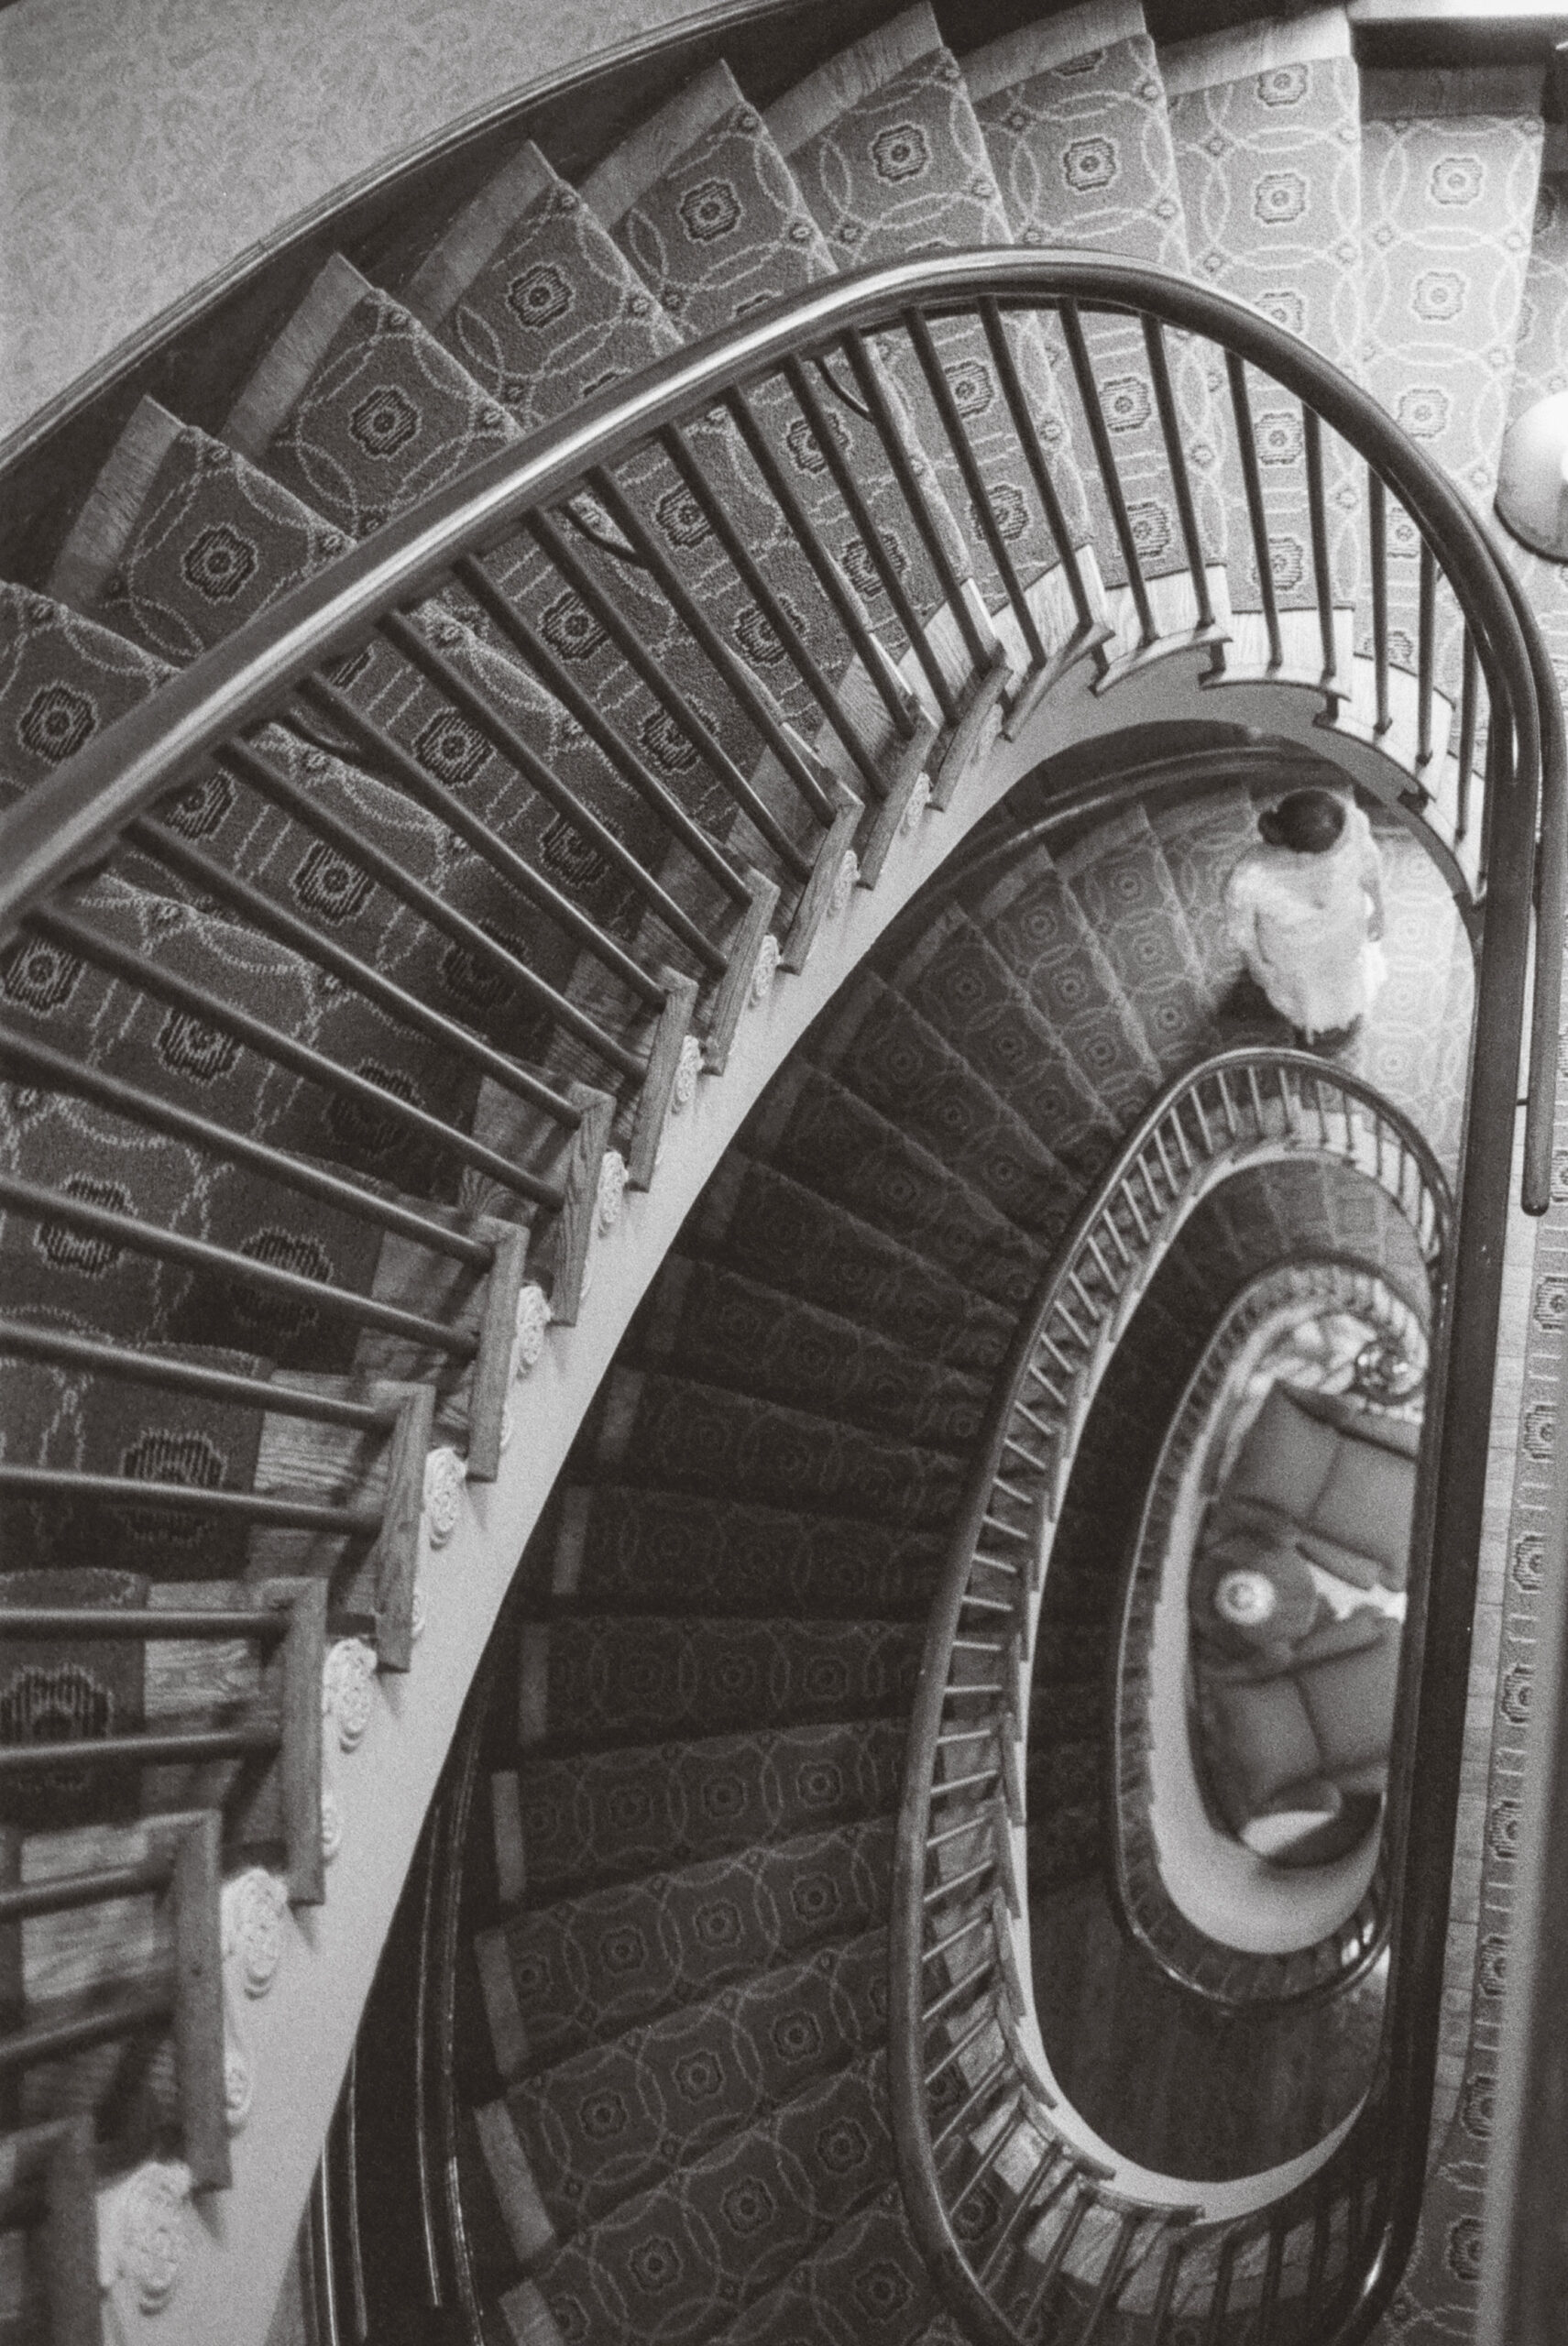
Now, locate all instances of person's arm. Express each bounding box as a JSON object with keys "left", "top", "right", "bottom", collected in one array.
[
  {"left": 1224, "top": 858, "right": 1261, "bottom": 957},
  {"left": 1360, "top": 826, "right": 1387, "bottom": 942}
]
